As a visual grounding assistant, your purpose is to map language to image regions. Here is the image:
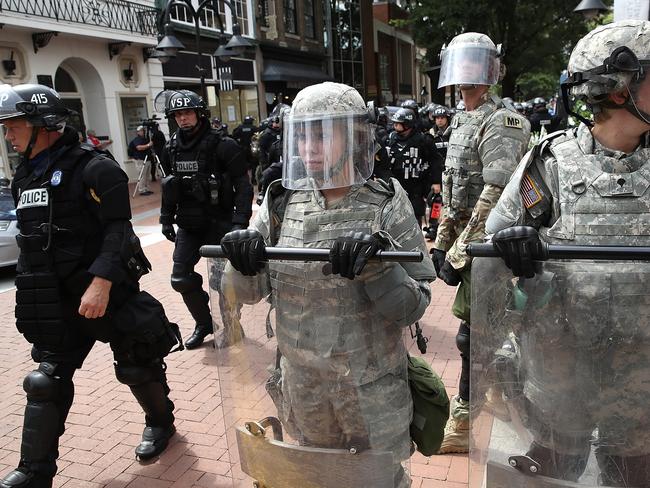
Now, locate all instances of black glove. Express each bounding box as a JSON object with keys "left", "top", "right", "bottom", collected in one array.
[
  {"left": 431, "top": 248, "right": 446, "bottom": 275},
  {"left": 492, "top": 226, "right": 548, "bottom": 278},
  {"left": 161, "top": 224, "right": 176, "bottom": 243},
  {"left": 329, "top": 231, "right": 386, "bottom": 280},
  {"left": 220, "top": 229, "right": 266, "bottom": 276},
  {"left": 439, "top": 260, "right": 462, "bottom": 286}
]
